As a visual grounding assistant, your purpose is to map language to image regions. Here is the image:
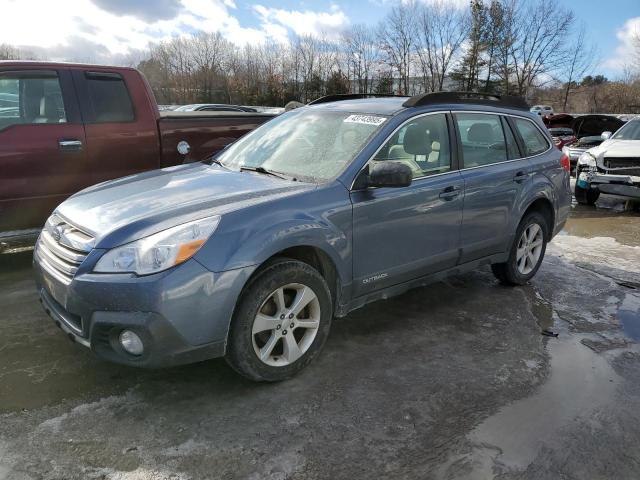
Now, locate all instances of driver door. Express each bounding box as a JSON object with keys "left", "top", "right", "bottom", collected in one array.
[{"left": 350, "top": 112, "right": 464, "bottom": 297}]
